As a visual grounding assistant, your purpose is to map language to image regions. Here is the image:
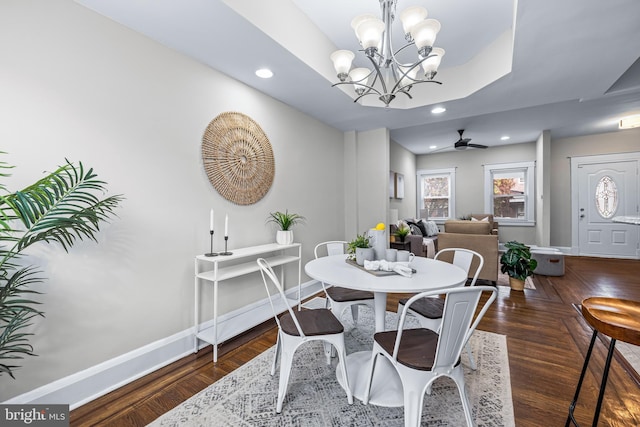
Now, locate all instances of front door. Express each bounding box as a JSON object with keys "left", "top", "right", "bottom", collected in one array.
[{"left": 577, "top": 160, "right": 639, "bottom": 258}]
